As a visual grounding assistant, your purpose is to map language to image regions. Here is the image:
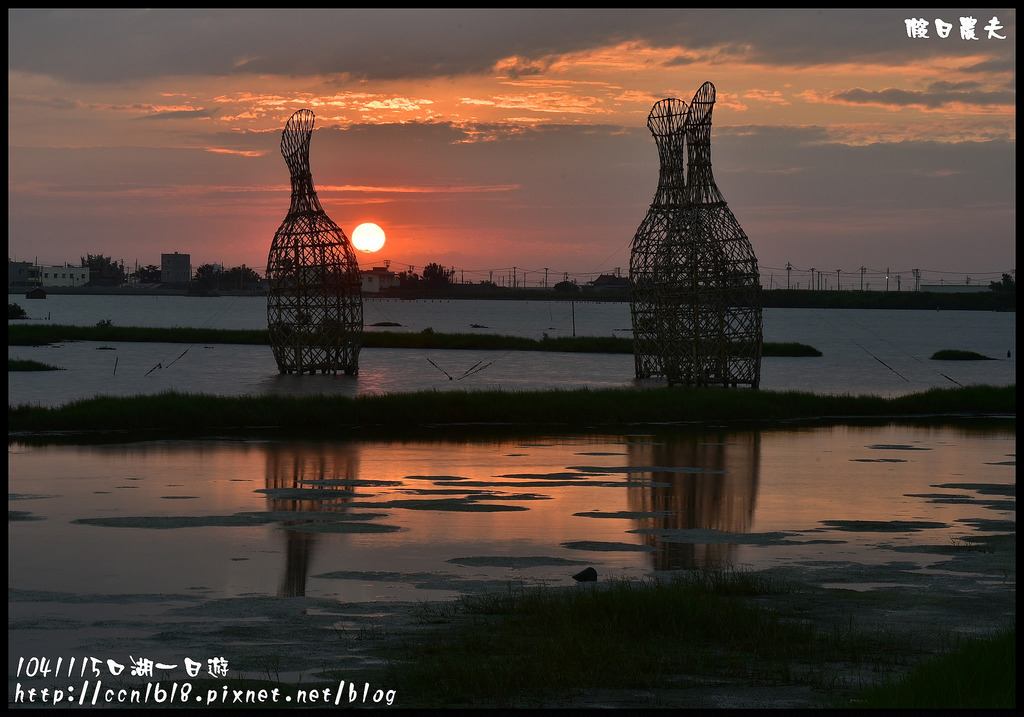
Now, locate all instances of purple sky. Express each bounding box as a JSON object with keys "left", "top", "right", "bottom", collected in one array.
[{"left": 8, "top": 9, "right": 1015, "bottom": 288}]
